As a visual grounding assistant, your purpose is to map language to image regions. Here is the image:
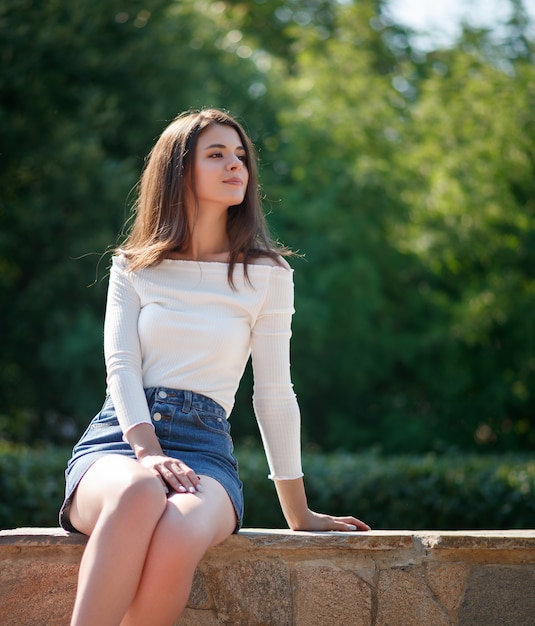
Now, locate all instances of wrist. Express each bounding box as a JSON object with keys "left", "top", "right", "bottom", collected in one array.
[
  {"left": 124, "top": 423, "right": 163, "bottom": 460},
  {"left": 284, "top": 508, "right": 313, "bottom": 531},
  {"left": 274, "top": 477, "right": 312, "bottom": 530},
  {"left": 134, "top": 444, "right": 161, "bottom": 461}
]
